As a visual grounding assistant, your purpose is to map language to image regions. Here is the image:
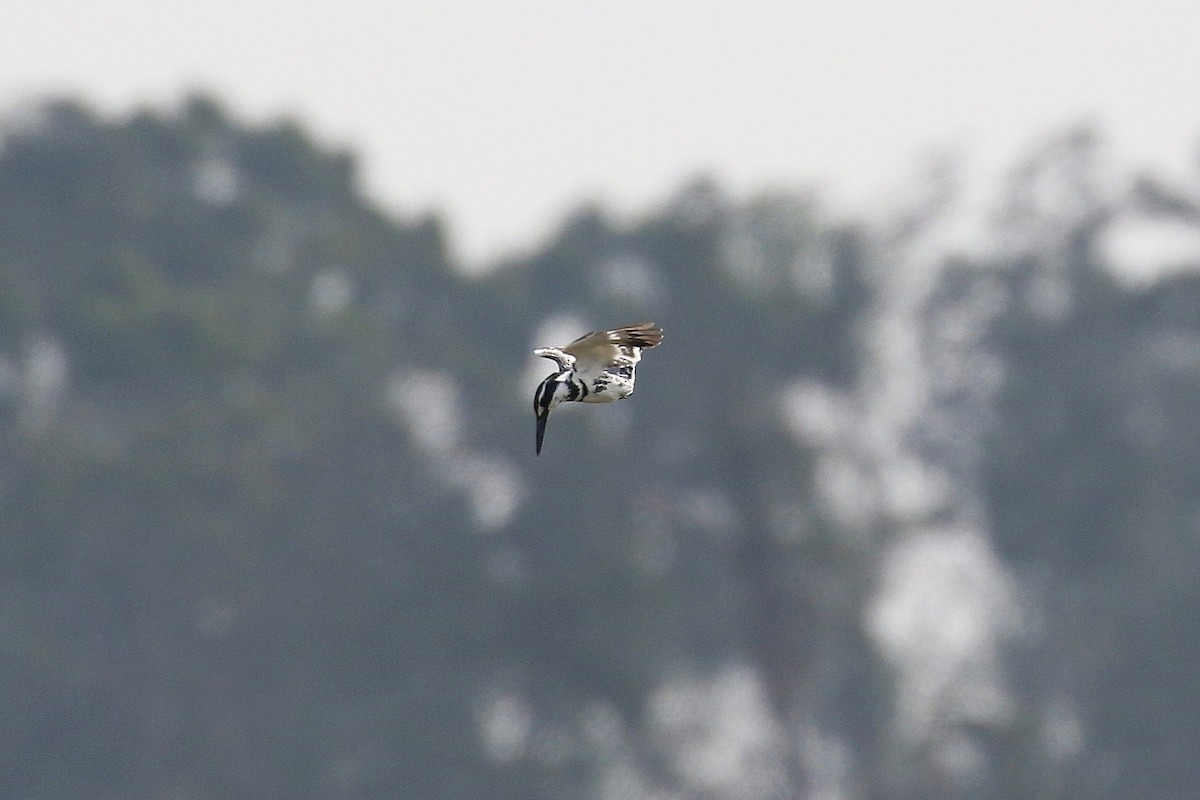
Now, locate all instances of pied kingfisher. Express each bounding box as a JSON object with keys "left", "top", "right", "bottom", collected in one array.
[{"left": 532, "top": 323, "right": 664, "bottom": 455}]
